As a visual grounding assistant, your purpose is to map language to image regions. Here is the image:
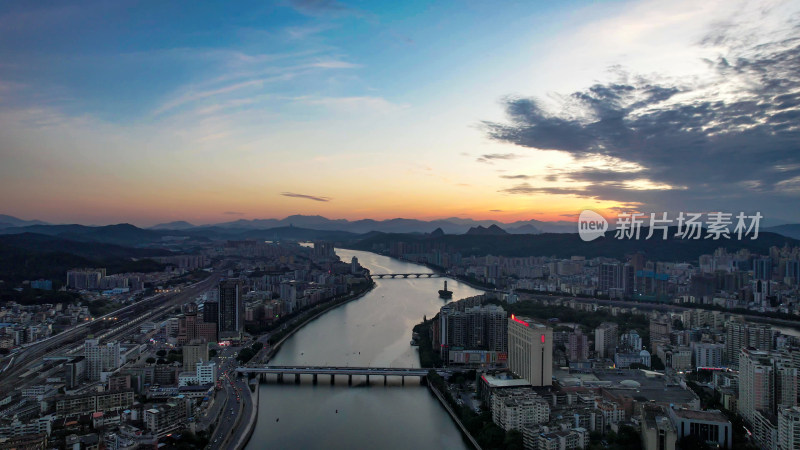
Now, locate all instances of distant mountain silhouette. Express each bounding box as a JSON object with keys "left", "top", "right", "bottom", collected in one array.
[
  {"left": 208, "top": 215, "right": 567, "bottom": 234},
  {"left": 764, "top": 223, "right": 800, "bottom": 240},
  {"left": 465, "top": 224, "right": 508, "bottom": 235},
  {"left": 0, "top": 214, "right": 49, "bottom": 229},
  {"left": 150, "top": 221, "right": 196, "bottom": 230},
  {"left": 430, "top": 227, "right": 445, "bottom": 237}
]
